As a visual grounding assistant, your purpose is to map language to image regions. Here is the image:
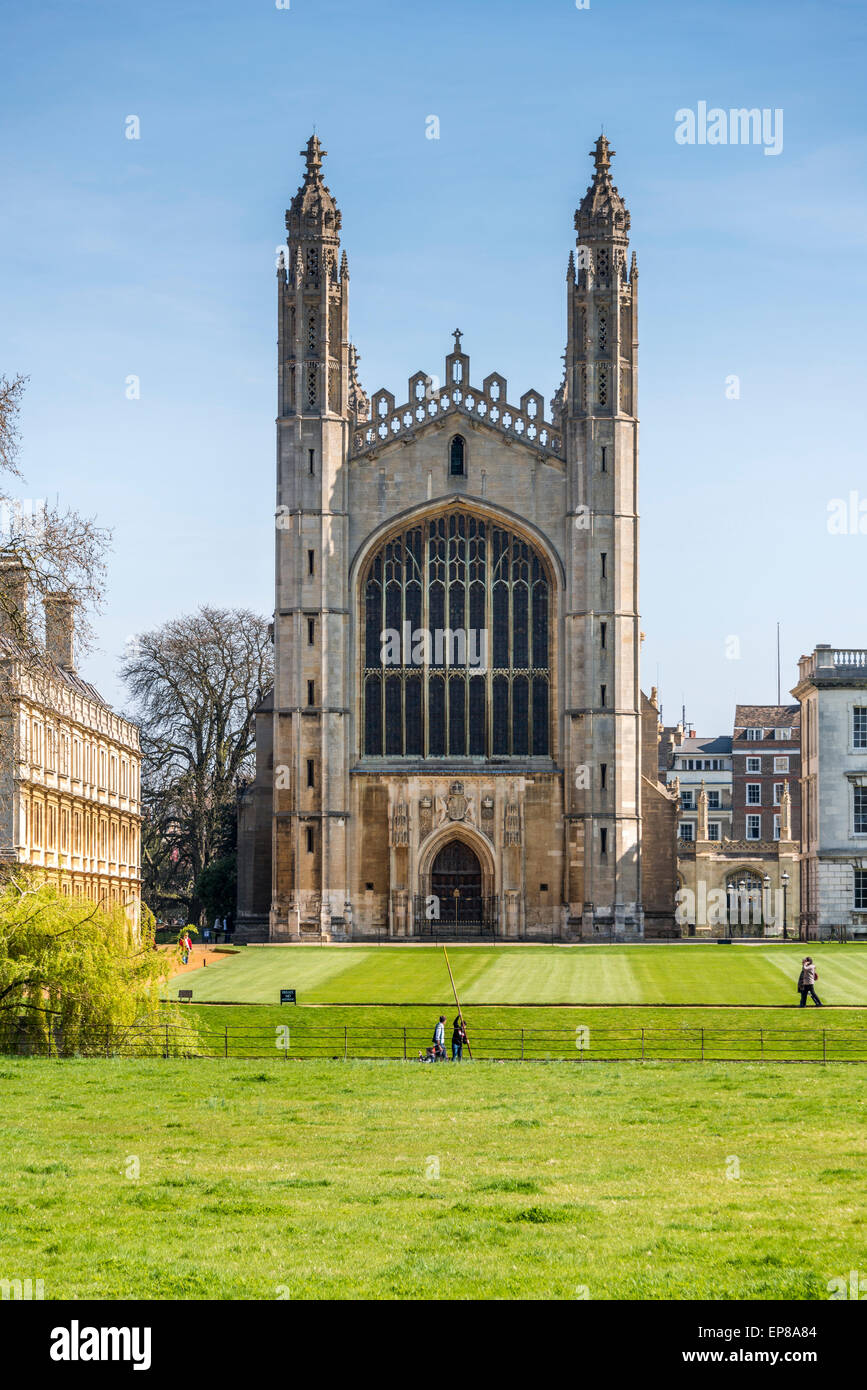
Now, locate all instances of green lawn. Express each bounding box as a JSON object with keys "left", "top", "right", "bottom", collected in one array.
[
  {"left": 164, "top": 942, "right": 867, "bottom": 1006},
  {"left": 181, "top": 1001, "right": 867, "bottom": 1062},
  {"left": 1, "top": 1058, "right": 864, "bottom": 1299}
]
